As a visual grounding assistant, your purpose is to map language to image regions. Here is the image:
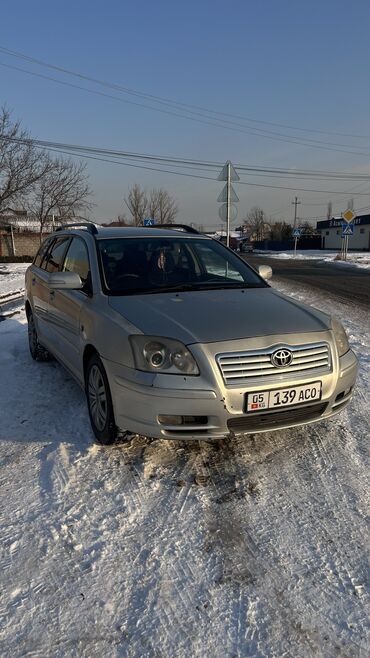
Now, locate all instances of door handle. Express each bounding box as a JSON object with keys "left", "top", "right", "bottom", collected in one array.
[{"left": 32, "top": 277, "right": 36, "bottom": 285}]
